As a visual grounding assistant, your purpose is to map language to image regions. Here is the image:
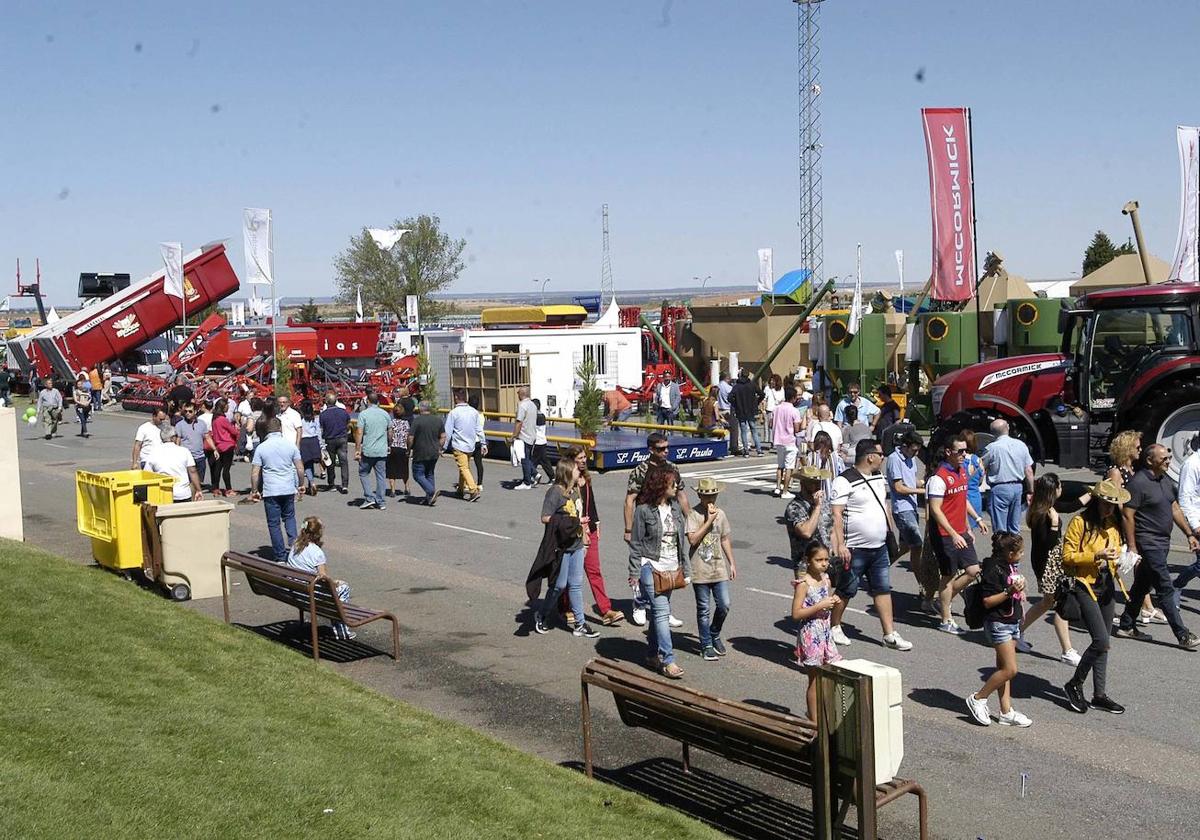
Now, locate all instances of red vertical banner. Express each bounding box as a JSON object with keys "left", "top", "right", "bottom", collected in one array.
[{"left": 922, "top": 107, "right": 976, "bottom": 301}]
